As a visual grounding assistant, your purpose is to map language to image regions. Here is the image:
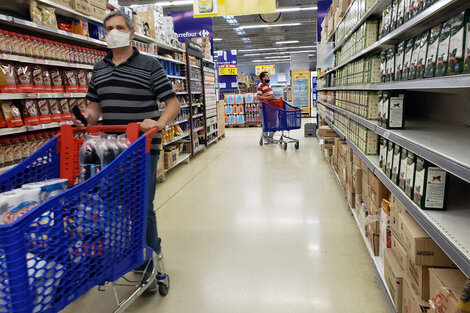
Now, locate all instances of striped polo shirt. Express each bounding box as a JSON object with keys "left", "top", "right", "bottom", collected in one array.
[
  {"left": 86, "top": 47, "right": 176, "bottom": 152},
  {"left": 257, "top": 82, "right": 274, "bottom": 102}
]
